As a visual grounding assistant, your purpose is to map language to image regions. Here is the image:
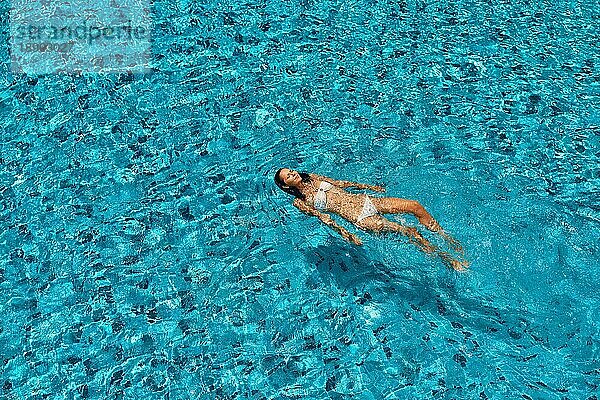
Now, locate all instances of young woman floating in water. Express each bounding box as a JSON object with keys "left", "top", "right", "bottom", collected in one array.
[{"left": 274, "top": 168, "right": 469, "bottom": 271}]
